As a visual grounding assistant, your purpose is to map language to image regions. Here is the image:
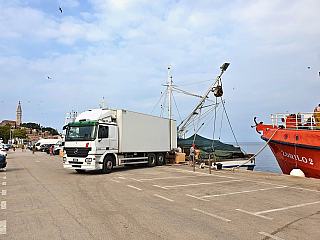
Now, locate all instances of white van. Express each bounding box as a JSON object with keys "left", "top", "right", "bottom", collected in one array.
[{"left": 35, "top": 139, "right": 60, "bottom": 151}]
